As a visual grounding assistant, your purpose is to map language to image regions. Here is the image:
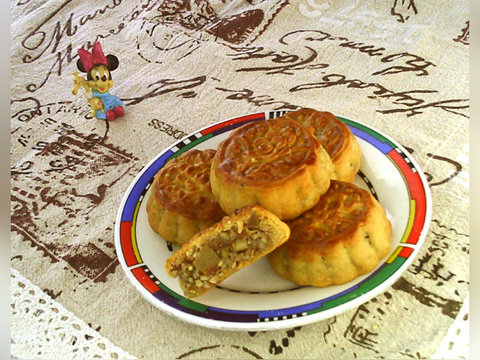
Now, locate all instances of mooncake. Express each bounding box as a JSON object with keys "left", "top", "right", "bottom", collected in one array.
[
  {"left": 210, "top": 118, "right": 335, "bottom": 220},
  {"left": 146, "top": 149, "right": 224, "bottom": 245},
  {"left": 281, "top": 108, "right": 361, "bottom": 182},
  {"left": 268, "top": 180, "right": 391, "bottom": 287}
]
